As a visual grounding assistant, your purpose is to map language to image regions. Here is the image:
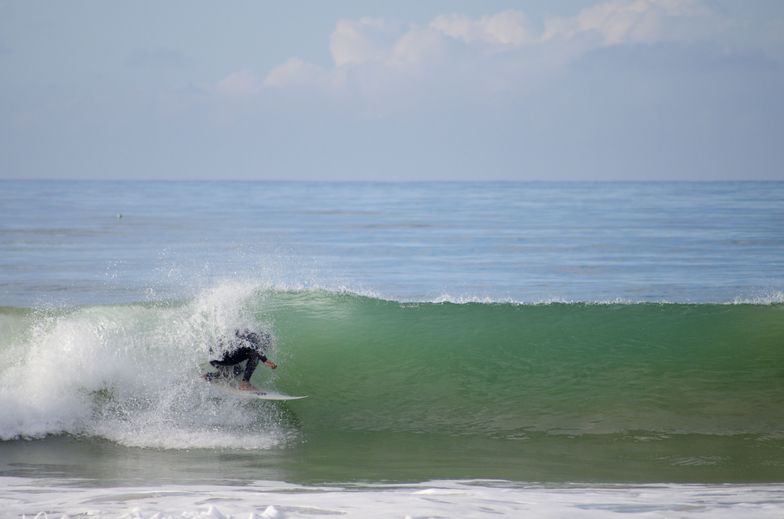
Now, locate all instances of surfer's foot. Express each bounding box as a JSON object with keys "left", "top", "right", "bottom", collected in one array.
[{"left": 238, "top": 380, "right": 255, "bottom": 391}]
